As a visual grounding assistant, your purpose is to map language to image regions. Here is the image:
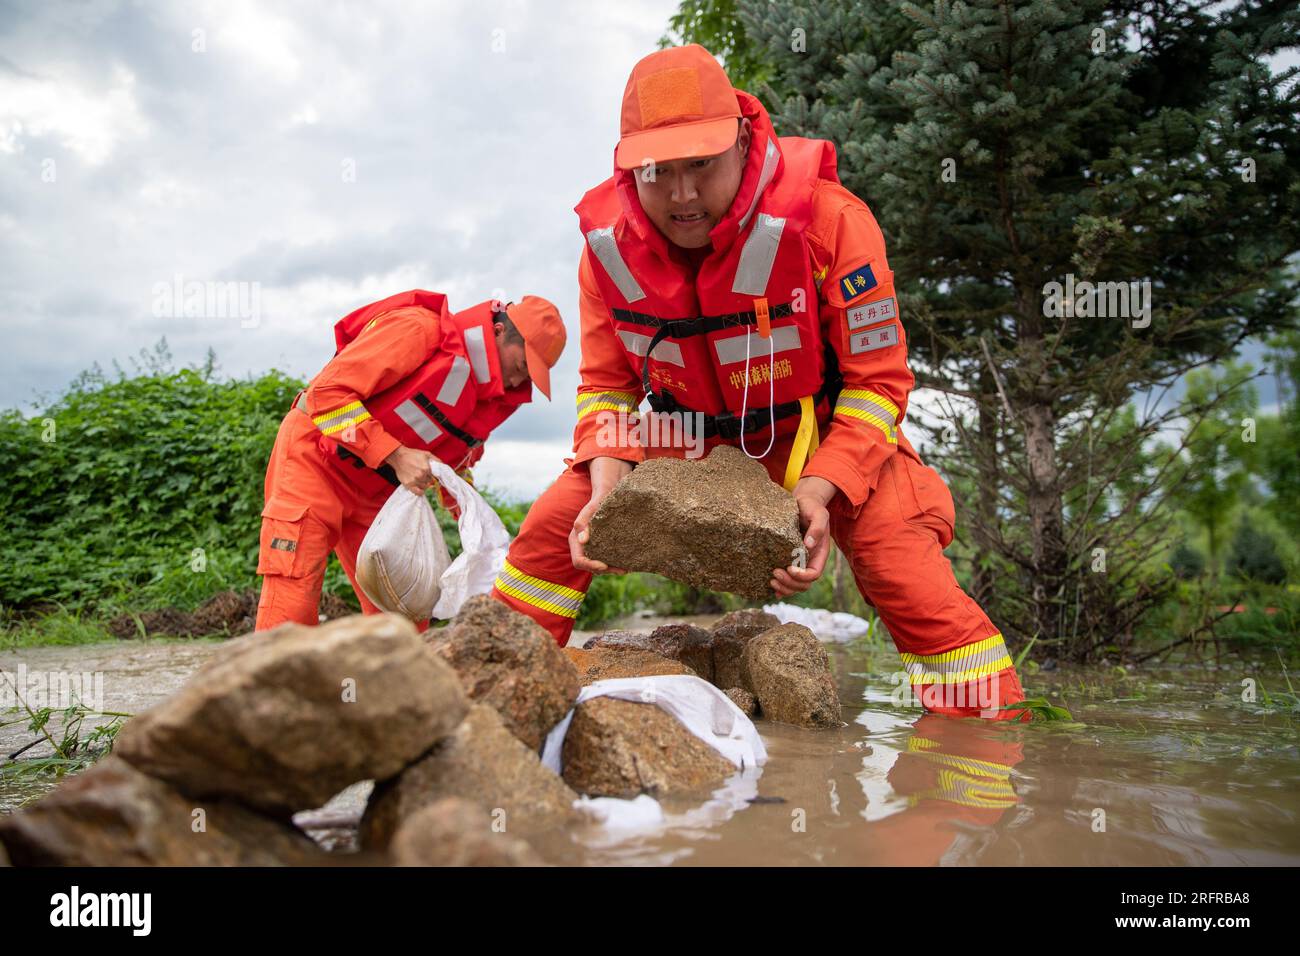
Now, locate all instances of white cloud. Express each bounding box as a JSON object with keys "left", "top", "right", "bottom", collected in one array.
[
  {"left": 207, "top": 0, "right": 304, "bottom": 82},
  {"left": 0, "top": 62, "right": 147, "bottom": 164},
  {"left": 0, "top": 0, "right": 681, "bottom": 497}
]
